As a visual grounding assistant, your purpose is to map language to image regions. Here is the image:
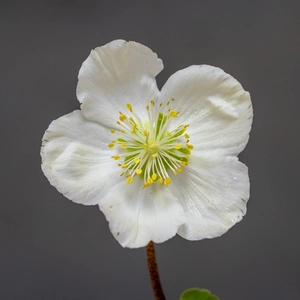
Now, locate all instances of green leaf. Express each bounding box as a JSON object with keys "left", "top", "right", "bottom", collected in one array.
[{"left": 180, "top": 288, "right": 220, "bottom": 300}]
